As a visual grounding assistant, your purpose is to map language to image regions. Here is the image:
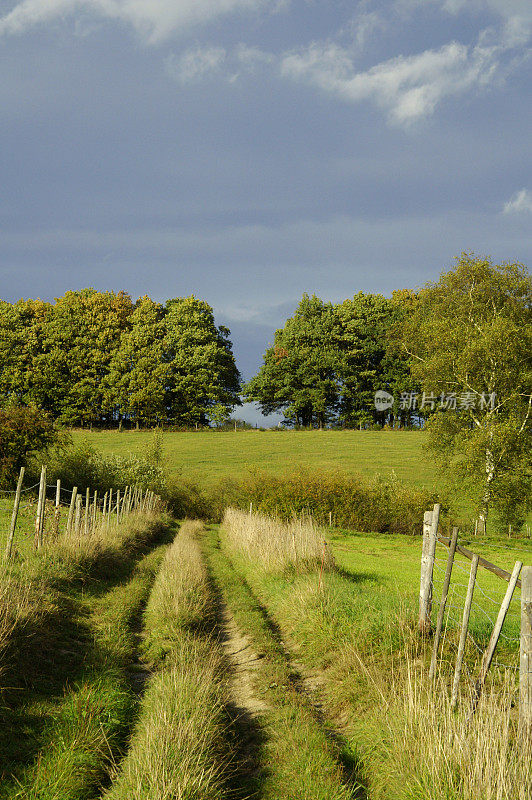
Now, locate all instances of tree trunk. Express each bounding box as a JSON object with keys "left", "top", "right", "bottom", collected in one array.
[{"left": 479, "top": 447, "right": 495, "bottom": 535}]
